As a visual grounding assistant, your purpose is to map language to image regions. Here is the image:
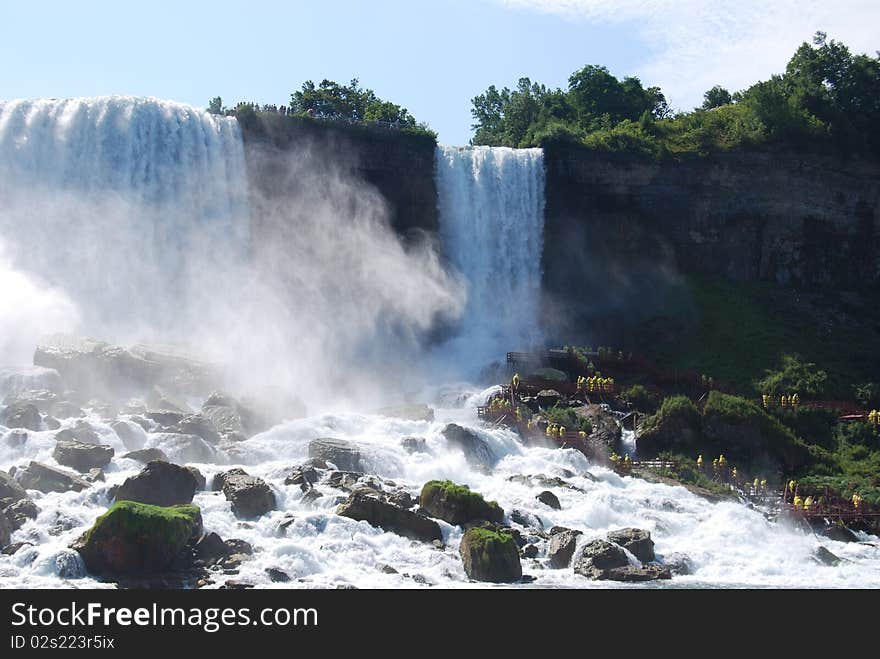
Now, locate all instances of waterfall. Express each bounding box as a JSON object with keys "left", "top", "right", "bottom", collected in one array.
[
  {"left": 435, "top": 145, "right": 545, "bottom": 368},
  {"left": 0, "top": 97, "right": 249, "bottom": 347}
]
